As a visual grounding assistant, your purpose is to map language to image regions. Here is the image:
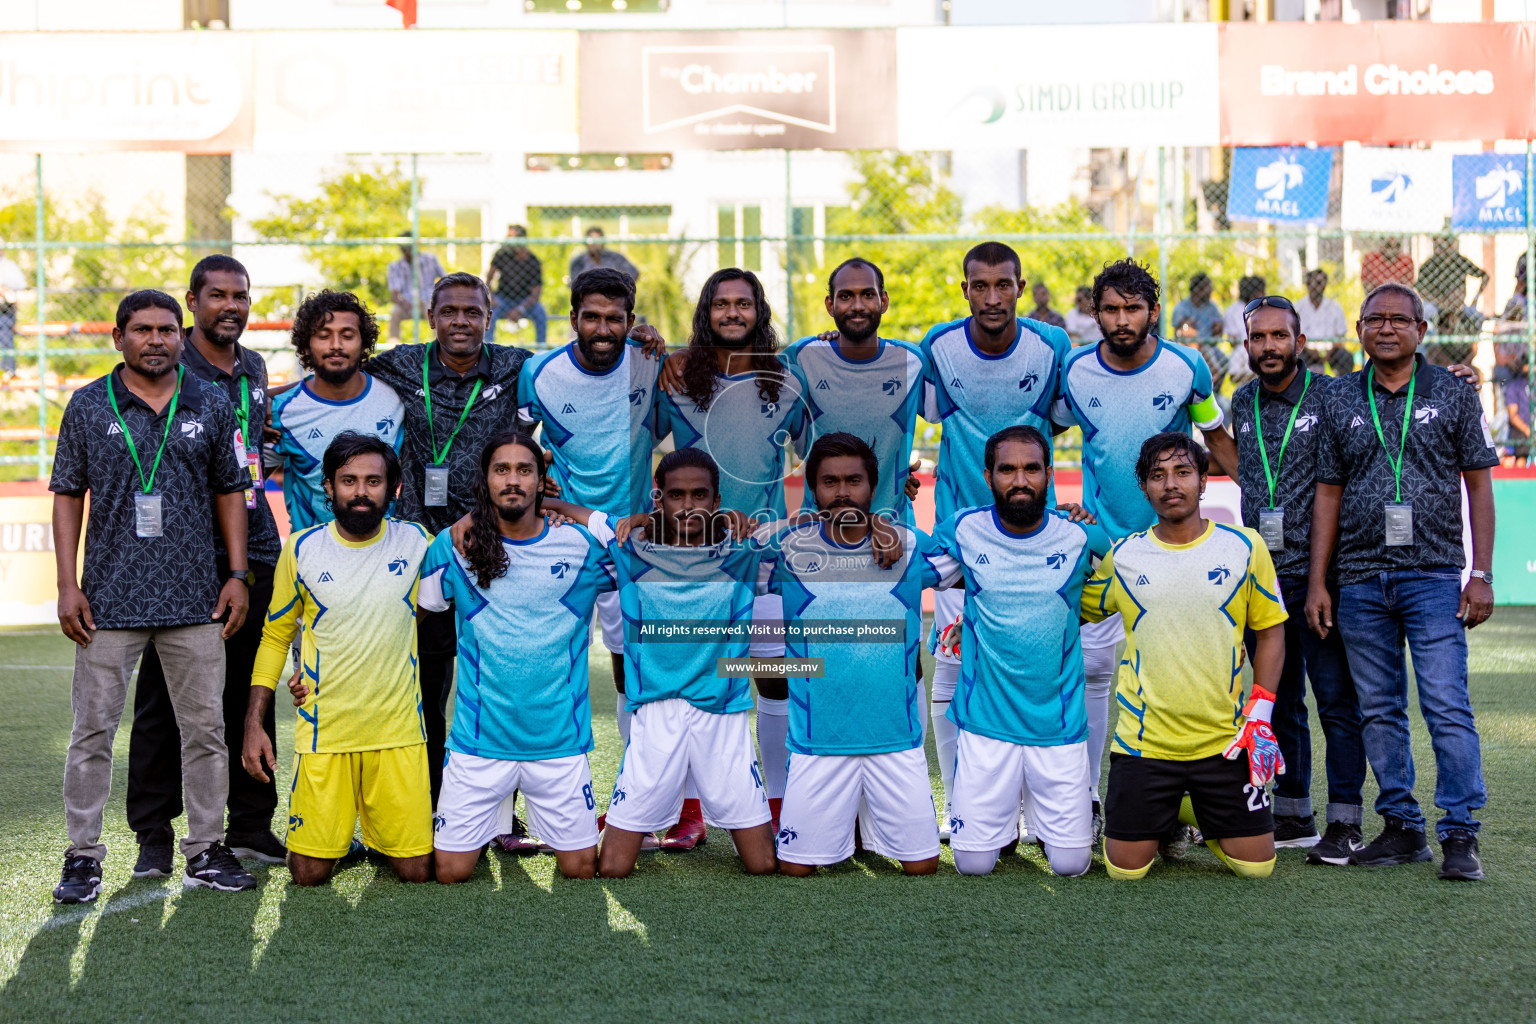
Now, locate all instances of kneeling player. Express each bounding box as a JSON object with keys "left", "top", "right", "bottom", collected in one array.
[
  {"left": 418, "top": 432, "right": 615, "bottom": 881},
  {"left": 244, "top": 433, "right": 434, "bottom": 886},
  {"left": 1082, "top": 433, "right": 1287, "bottom": 880},
  {"left": 928, "top": 426, "right": 1106, "bottom": 877},
  {"left": 595, "top": 449, "right": 777, "bottom": 878},
  {"left": 769, "top": 434, "right": 940, "bottom": 875}
]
